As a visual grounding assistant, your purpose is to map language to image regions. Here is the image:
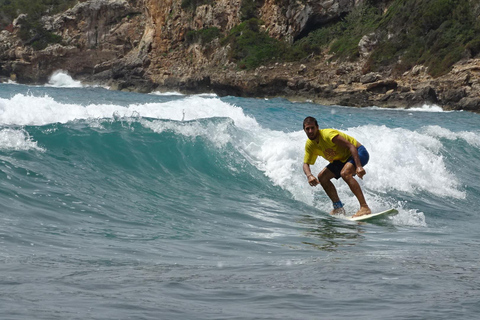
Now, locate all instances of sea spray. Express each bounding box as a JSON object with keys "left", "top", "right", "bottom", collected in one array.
[
  {"left": 0, "top": 128, "right": 44, "bottom": 151},
  {"left": 47, "top": 70, "right": 83, "bottom": 88}
]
